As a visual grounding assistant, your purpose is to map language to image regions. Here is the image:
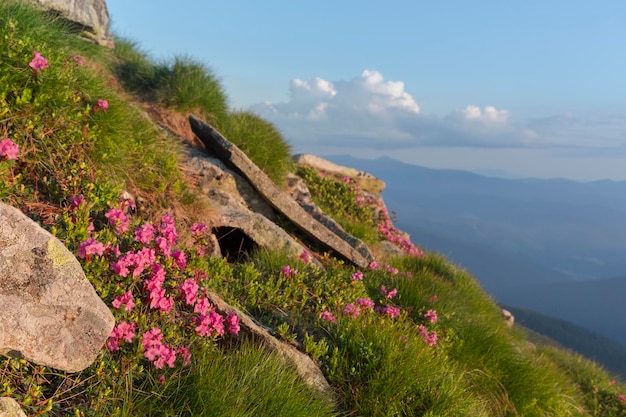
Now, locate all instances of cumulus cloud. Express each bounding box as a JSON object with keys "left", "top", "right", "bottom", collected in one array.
[{"left": 251, "top": 70, "right": 626, "bottom": 153}]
